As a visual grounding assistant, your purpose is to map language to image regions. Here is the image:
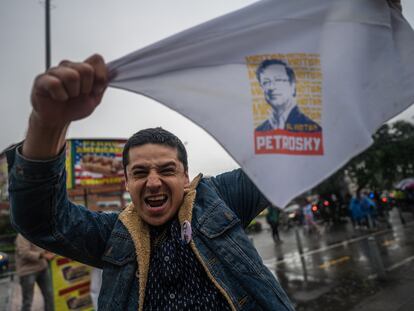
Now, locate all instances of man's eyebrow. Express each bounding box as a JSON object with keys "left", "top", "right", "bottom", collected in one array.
[
  {"left": 159, "top": 161, "right": 177, "bottom": 169},
  {"left": 130, "top": 164, "right": 149, "bottom": 170}
]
